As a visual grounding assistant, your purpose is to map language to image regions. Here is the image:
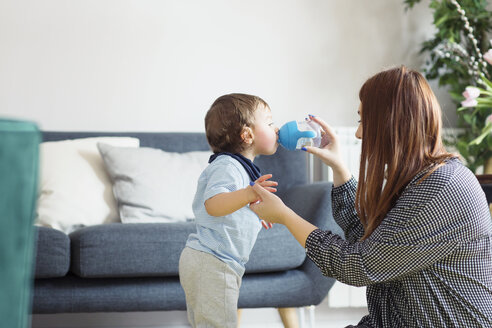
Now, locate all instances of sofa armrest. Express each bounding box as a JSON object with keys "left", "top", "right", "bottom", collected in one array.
[
  {"left": 279, "top": 182, "right": 344, "bottom": 235},
  {"left": 278, "top": 182, "right": 345, "bottom": 304}
]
